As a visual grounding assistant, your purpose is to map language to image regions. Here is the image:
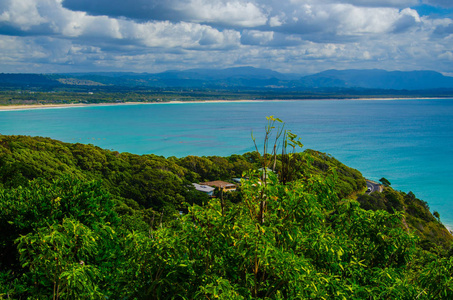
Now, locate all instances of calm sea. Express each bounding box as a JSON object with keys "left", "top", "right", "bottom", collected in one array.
[{"left": 1, "top": 99, "right": 453, "bottom": 228}]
